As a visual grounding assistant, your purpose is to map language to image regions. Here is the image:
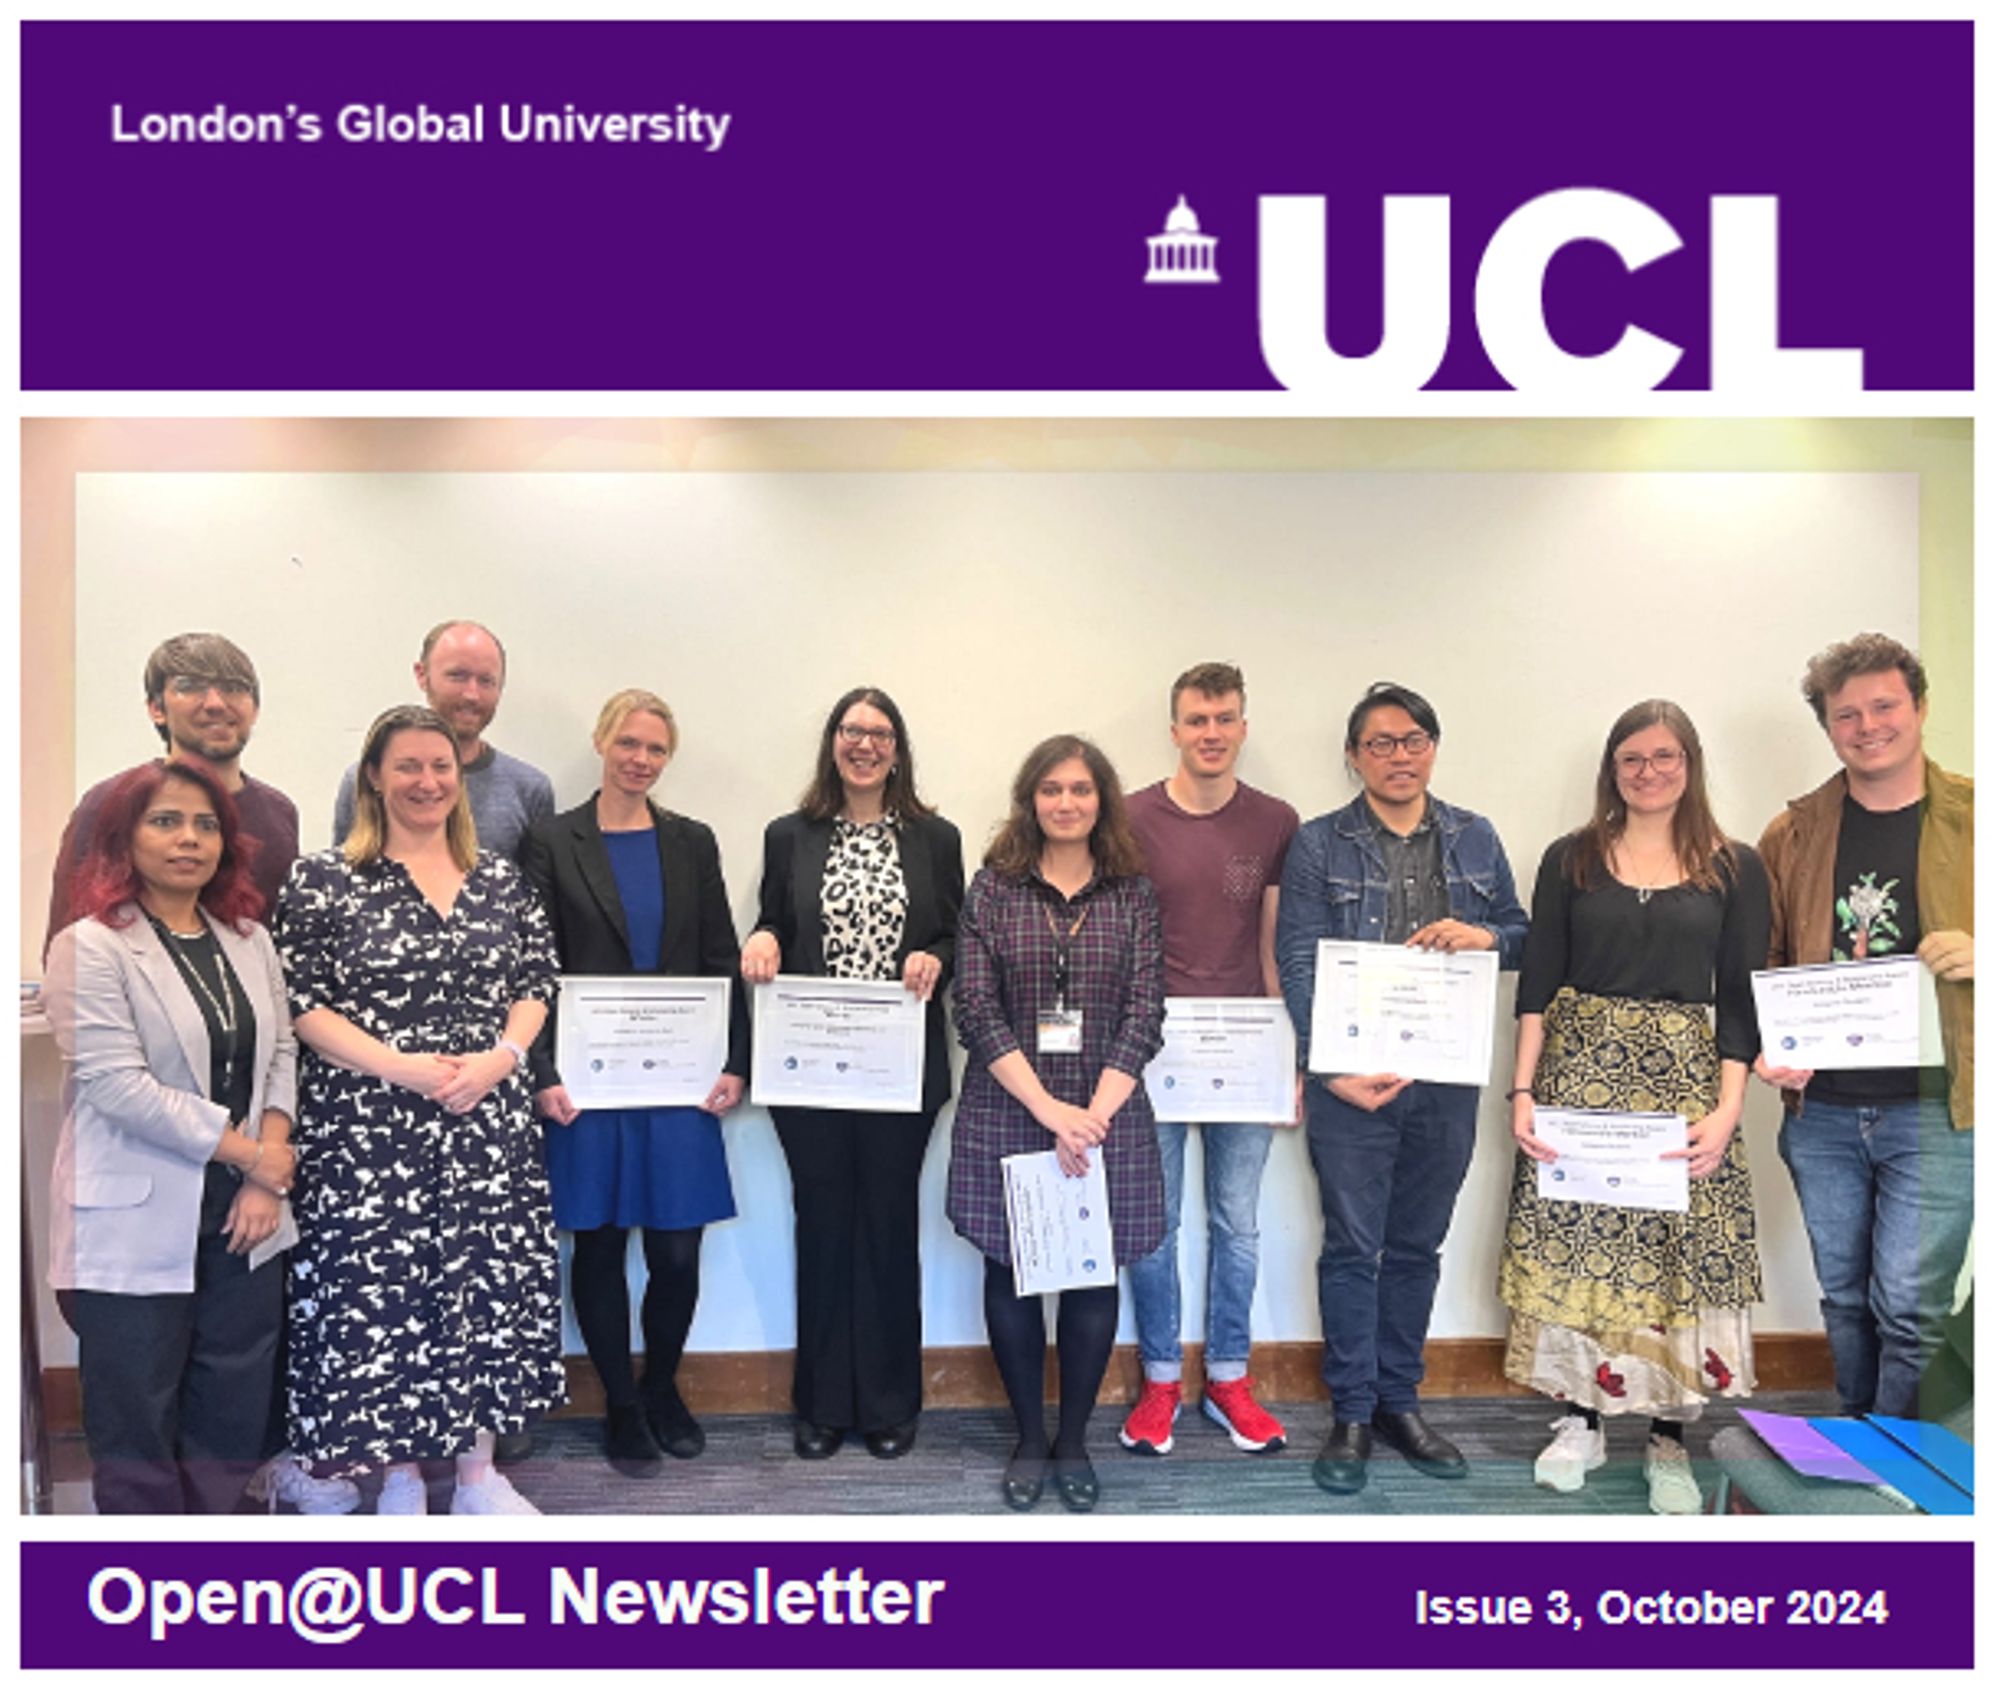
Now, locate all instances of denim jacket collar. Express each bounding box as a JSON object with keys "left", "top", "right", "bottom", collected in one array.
[{"left": 1332, "top": 790, "right": 1473, "bottom": 862}]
